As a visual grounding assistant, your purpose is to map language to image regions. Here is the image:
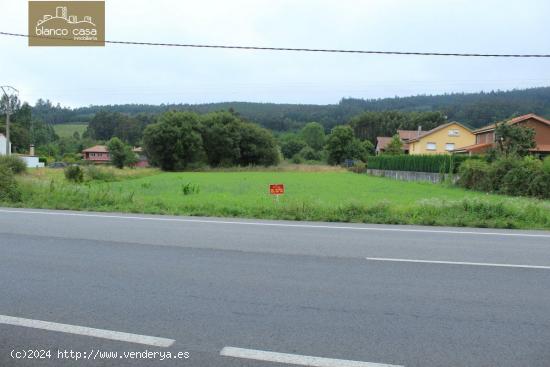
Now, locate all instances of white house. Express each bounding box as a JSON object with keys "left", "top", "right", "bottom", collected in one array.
[
  {"left": 0, "top": 133, "right": 11, "bottom": 155},
  {"left": 20, "top": 156, "right": 43, "bottom": 168}
]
